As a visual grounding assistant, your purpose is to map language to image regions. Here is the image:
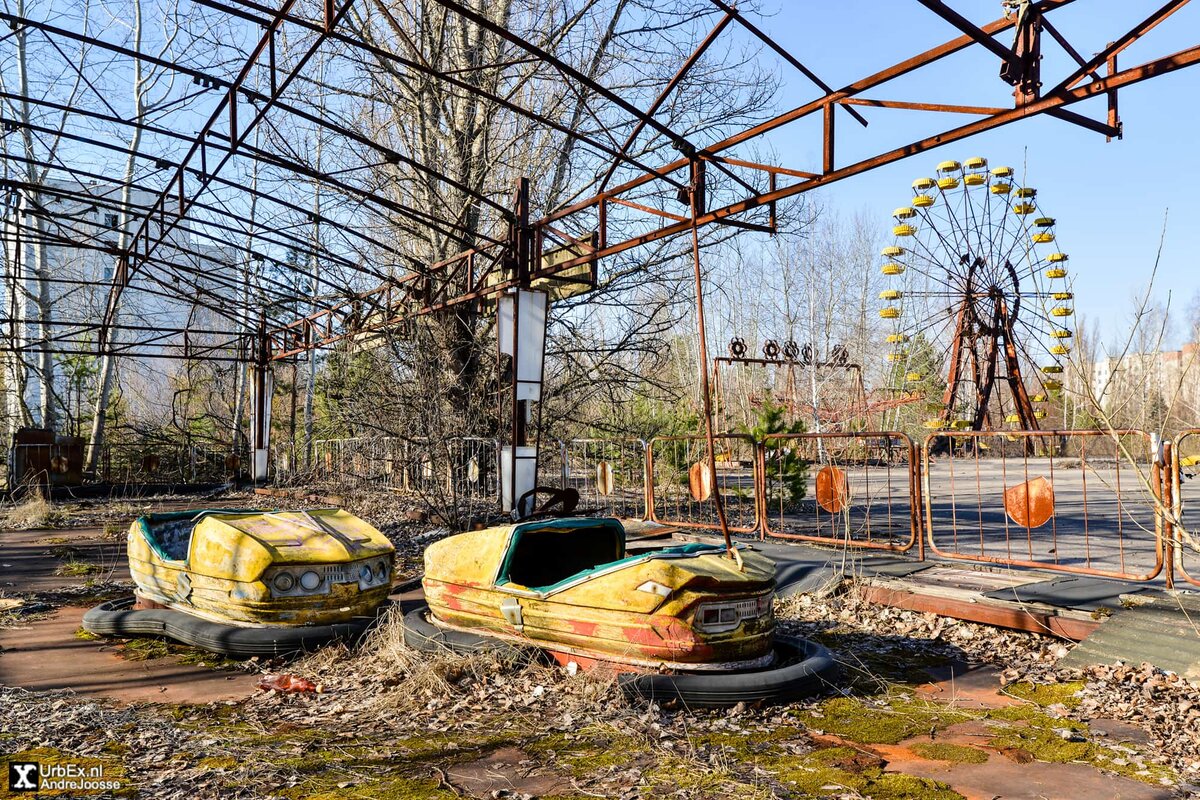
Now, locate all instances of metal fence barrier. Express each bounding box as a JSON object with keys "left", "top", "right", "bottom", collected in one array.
[
  {"left": 1172, "top": 430, "right": 1200, "bottom": 586},
  {"left": 257, "top": 427, "right": 1190, "bottom": 585},
  {"left": 922, "top": 430, "right": 1164, "bottom": 582},
  {"left": 560, "top": 438, "right": 648, "bottom": 520},
  {"left": 98, "top": 443, "right": 242, "bottom": 485},
  {"left": 647, "top": 434, "right": 759, "bottom": 533},
  {"left": 762, "top": 432, "right": 919, "bottom": 553},
  {"left": 287, "top": 436, "right": 501, "bottom": 512}
]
